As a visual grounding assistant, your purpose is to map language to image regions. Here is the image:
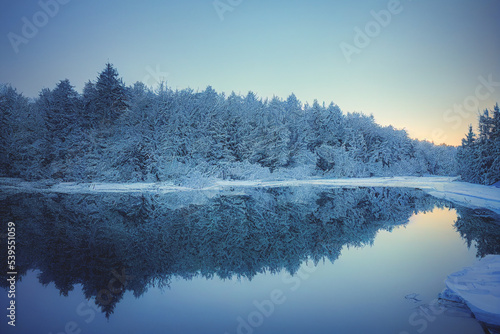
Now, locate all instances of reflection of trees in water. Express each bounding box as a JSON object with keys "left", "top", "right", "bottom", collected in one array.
[
  {"left": 0, "top": 187, "right": 497, "bottom": 317},
  {"left": 453, "top": 207, "right": 500, "bottom": 257}
]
